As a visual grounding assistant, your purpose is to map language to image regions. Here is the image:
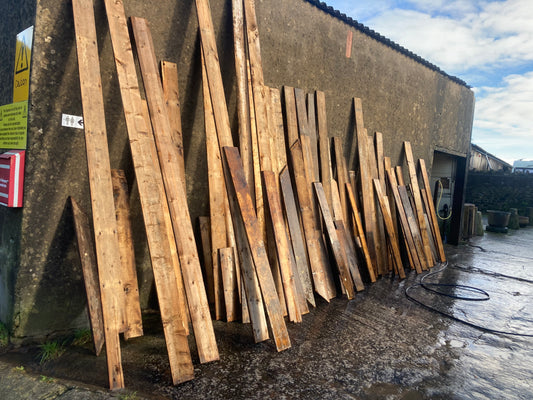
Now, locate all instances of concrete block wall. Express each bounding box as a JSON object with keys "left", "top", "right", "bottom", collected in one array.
[{"left": 0, "top": 0, "right": 474, "bottom": 340}]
